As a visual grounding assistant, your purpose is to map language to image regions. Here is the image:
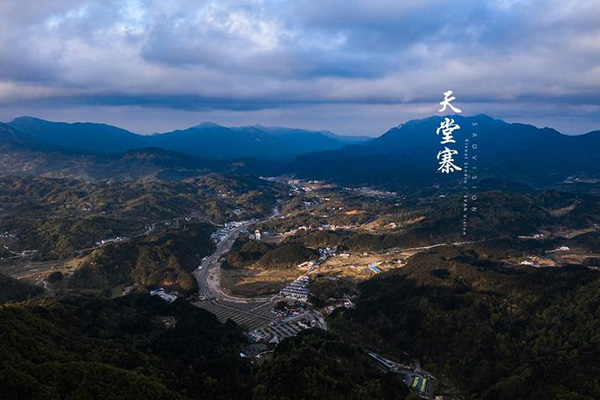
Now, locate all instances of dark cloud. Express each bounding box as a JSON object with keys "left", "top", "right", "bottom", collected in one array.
[{"left": 0, "top": 0, "right": 598, "bottom": 135}]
